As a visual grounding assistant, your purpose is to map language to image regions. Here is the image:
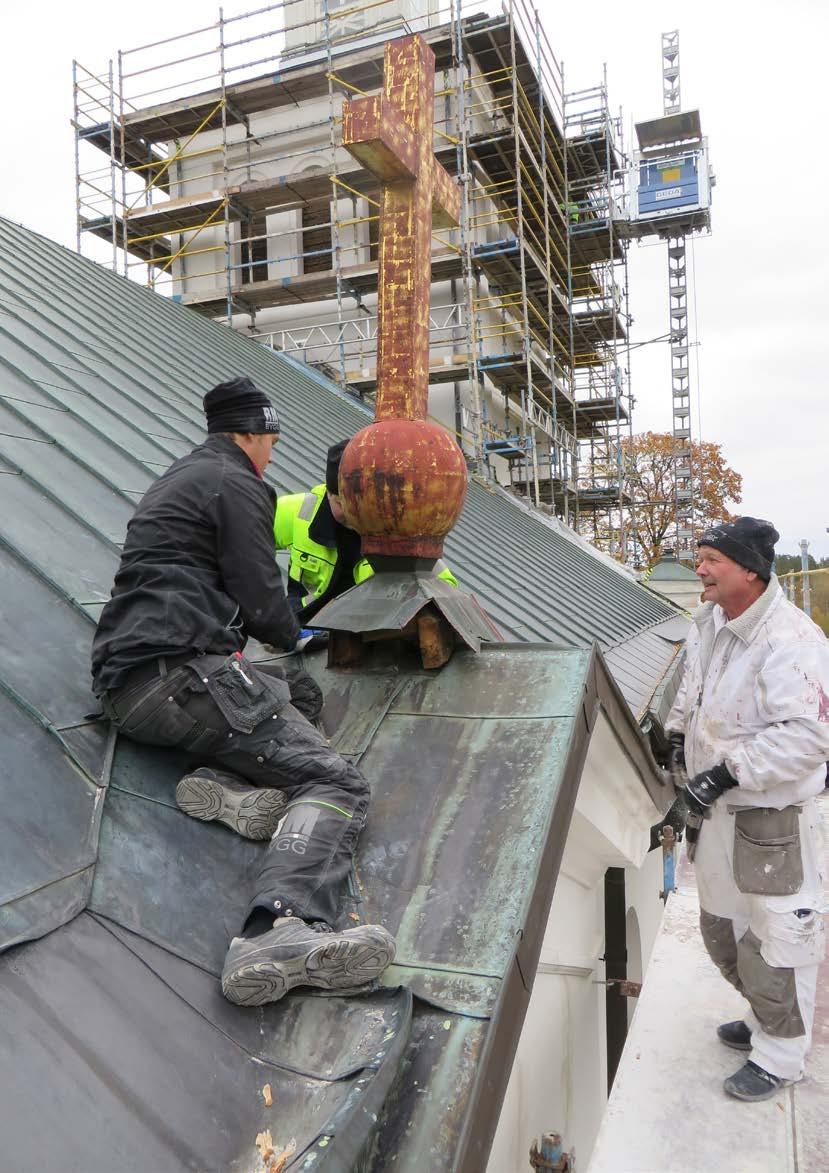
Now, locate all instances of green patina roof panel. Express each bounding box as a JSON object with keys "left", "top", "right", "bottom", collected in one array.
[{"left": 0, "top": 214, "right": 674, "bottom": 1169}]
